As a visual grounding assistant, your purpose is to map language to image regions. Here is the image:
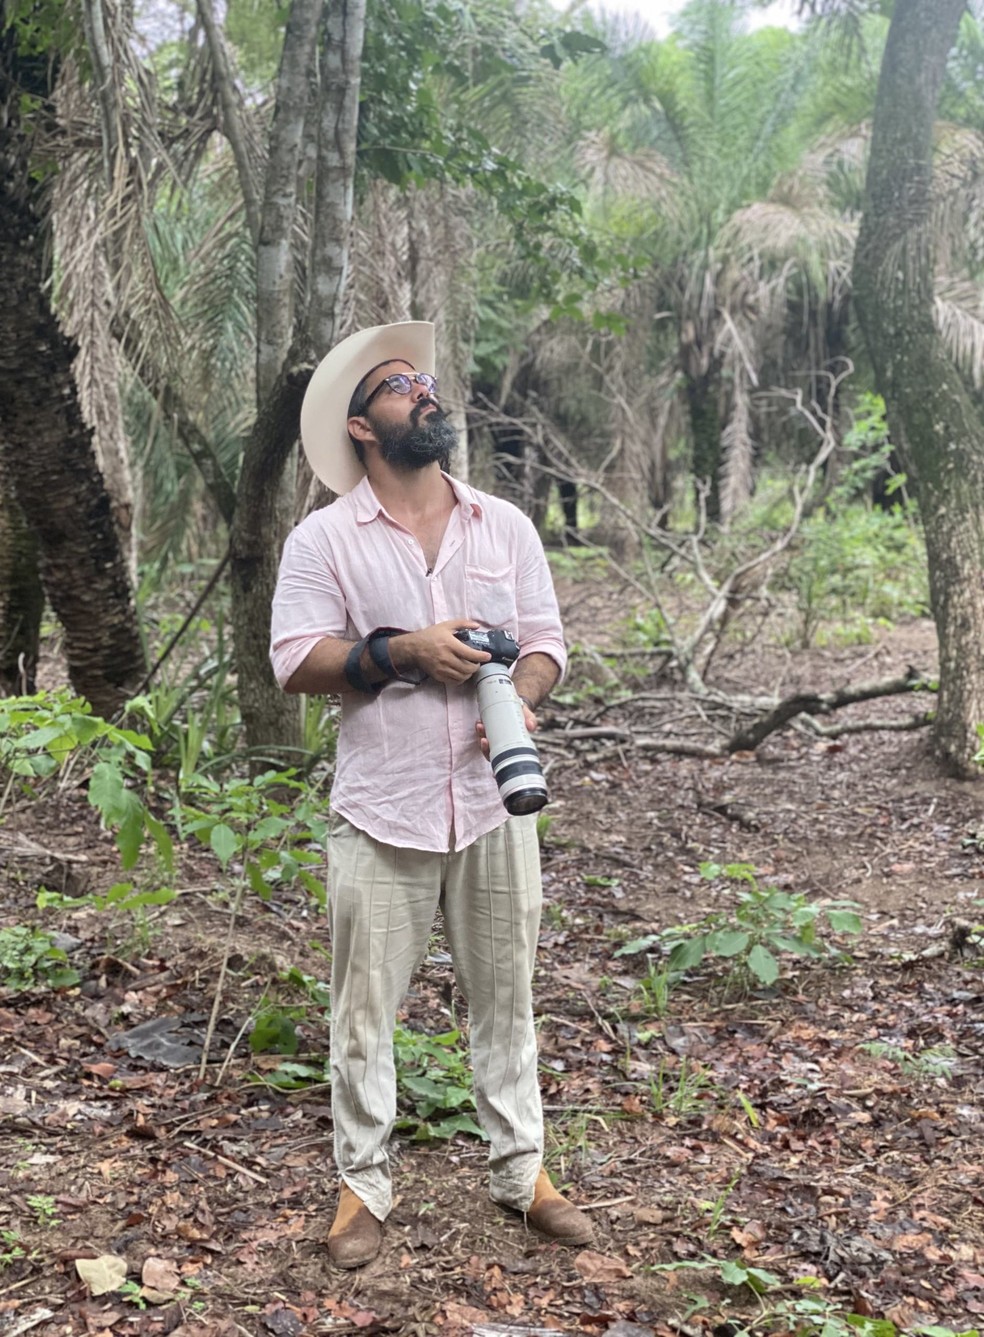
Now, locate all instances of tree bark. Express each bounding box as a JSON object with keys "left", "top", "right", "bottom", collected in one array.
[
  {"left": 0, "top": 18, "right": 145, "bottom": 719},
  {"left": 0, "top": 452, "right": 43, "bottom": 695},
  {"left": 685, "top": 368, "right": 722, "bottom": 522},
  {"left": 307, "top": 0, "right": 366, "bottom": 354},
  {"left": 256, "top": 0, "right": 324, "bottom": 401},
  {"left": 229, "top": 372, "right": 308, "bottom": 762},
  {"left": 231, "top": 0, "right": 366, "bottom": 761},
  {"left": 853, "top": 0, "right": 984, "bottom": 778}
]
